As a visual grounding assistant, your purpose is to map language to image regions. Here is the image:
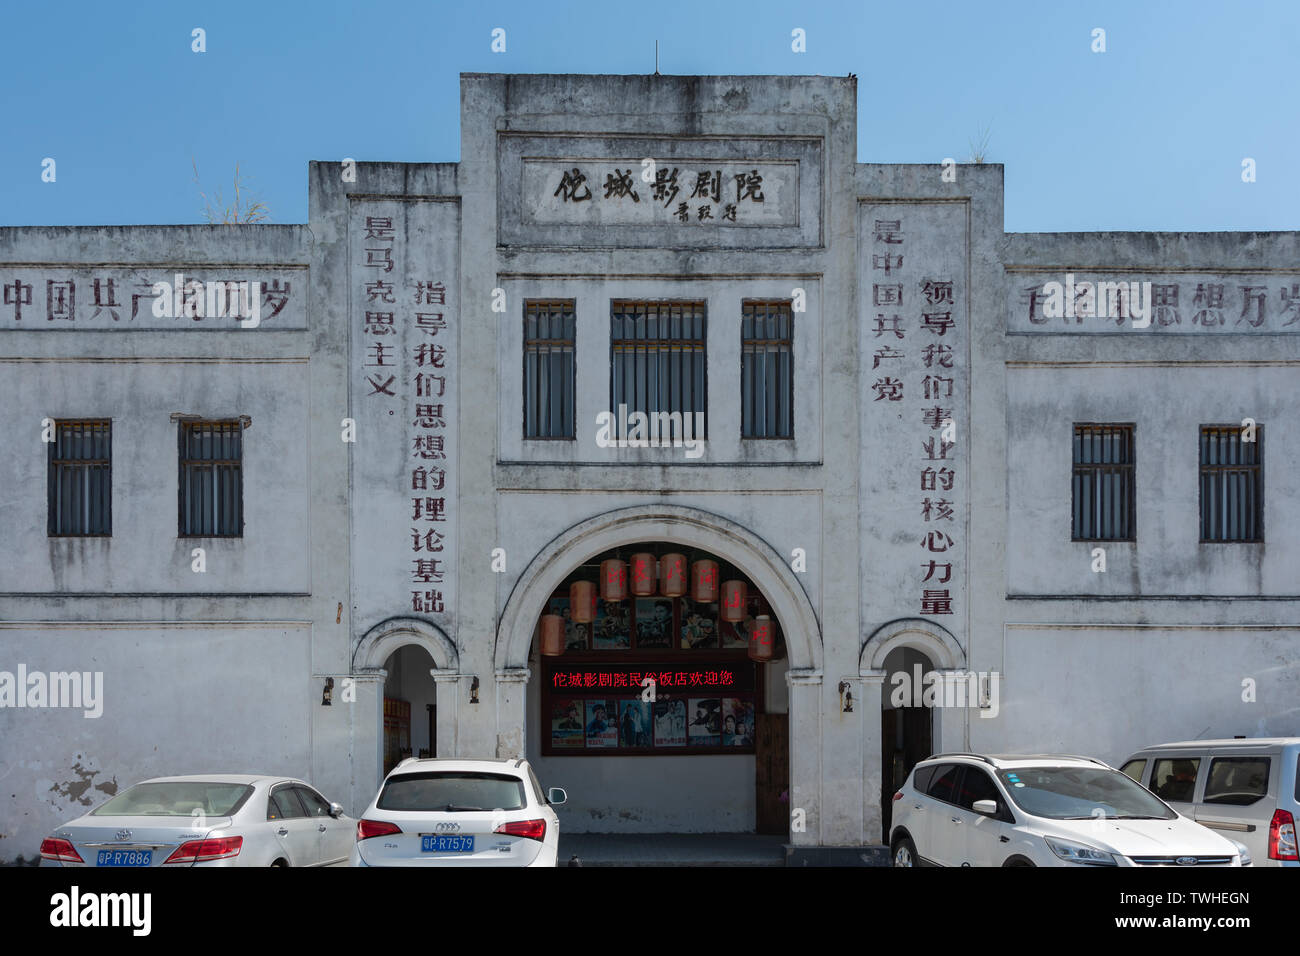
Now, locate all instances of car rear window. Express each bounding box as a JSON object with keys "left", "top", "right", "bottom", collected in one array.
[
  {"left": 377, "top": 772, "right": 527, "bottom": 812},
  {"left": 912, "top": 764, "right": 937, "bottom": 793},
  {"left": 1203, "top": 757, "right": 1270, "bottom": 806},
  {"left": 92, "top": 782, "right": 254, "bottom": 817}
]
